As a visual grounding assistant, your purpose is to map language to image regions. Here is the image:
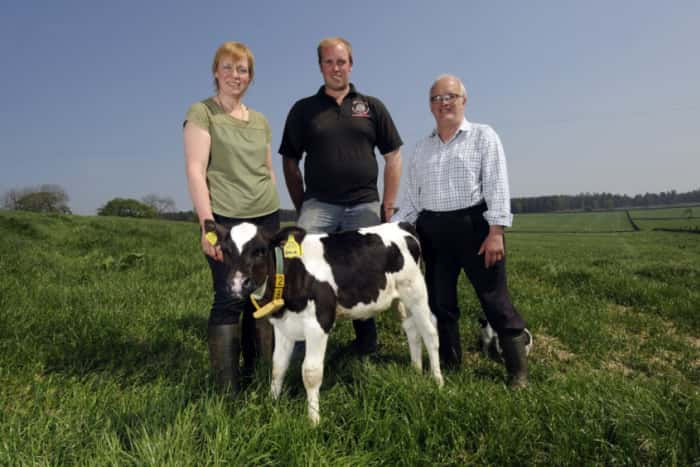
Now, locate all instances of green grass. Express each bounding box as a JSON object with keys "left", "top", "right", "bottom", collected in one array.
[
  {"left": 510, "top": 211, "right": 634, "bottom": 233},
  {"left": 634, "top": 218, "right": 700, "bottom": 231},
  {"left": 628, "top": 205, "right": 700, "bottom": 219},
  {"left": 628, "top": 205, "right": 700, "bottom": 231},
  {"left": 1, "top": 210, "right": 699, "bottom": 465}
]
